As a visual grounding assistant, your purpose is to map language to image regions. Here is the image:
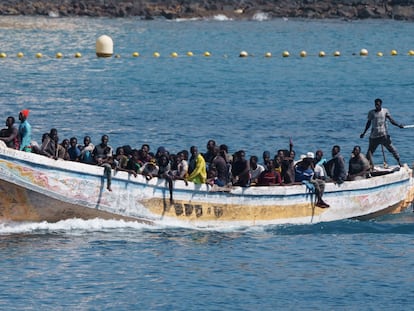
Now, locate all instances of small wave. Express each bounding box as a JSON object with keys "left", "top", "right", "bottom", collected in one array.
[
  {"left": 0, "top": 218, "right": 153, "bottom": 235},
  {"left": 251, "top": 12, "right": 270, "bottom": 21},
  {"left": 211, "top": 14, "right": 233, "bottom": 21}
]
